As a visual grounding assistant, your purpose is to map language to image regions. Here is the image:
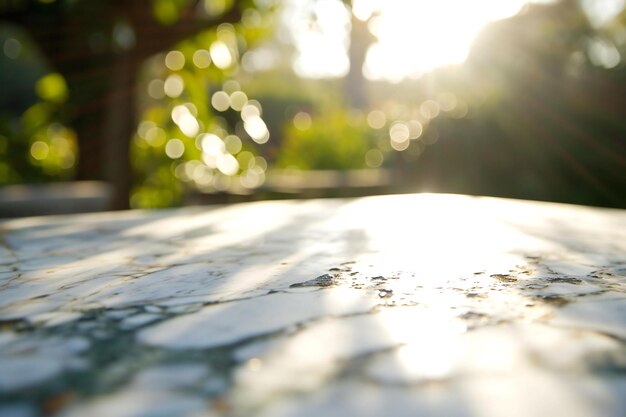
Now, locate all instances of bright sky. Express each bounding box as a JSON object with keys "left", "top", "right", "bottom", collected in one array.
[{"left": 282, "top": 0, "right": 625, "bottom": 82}]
